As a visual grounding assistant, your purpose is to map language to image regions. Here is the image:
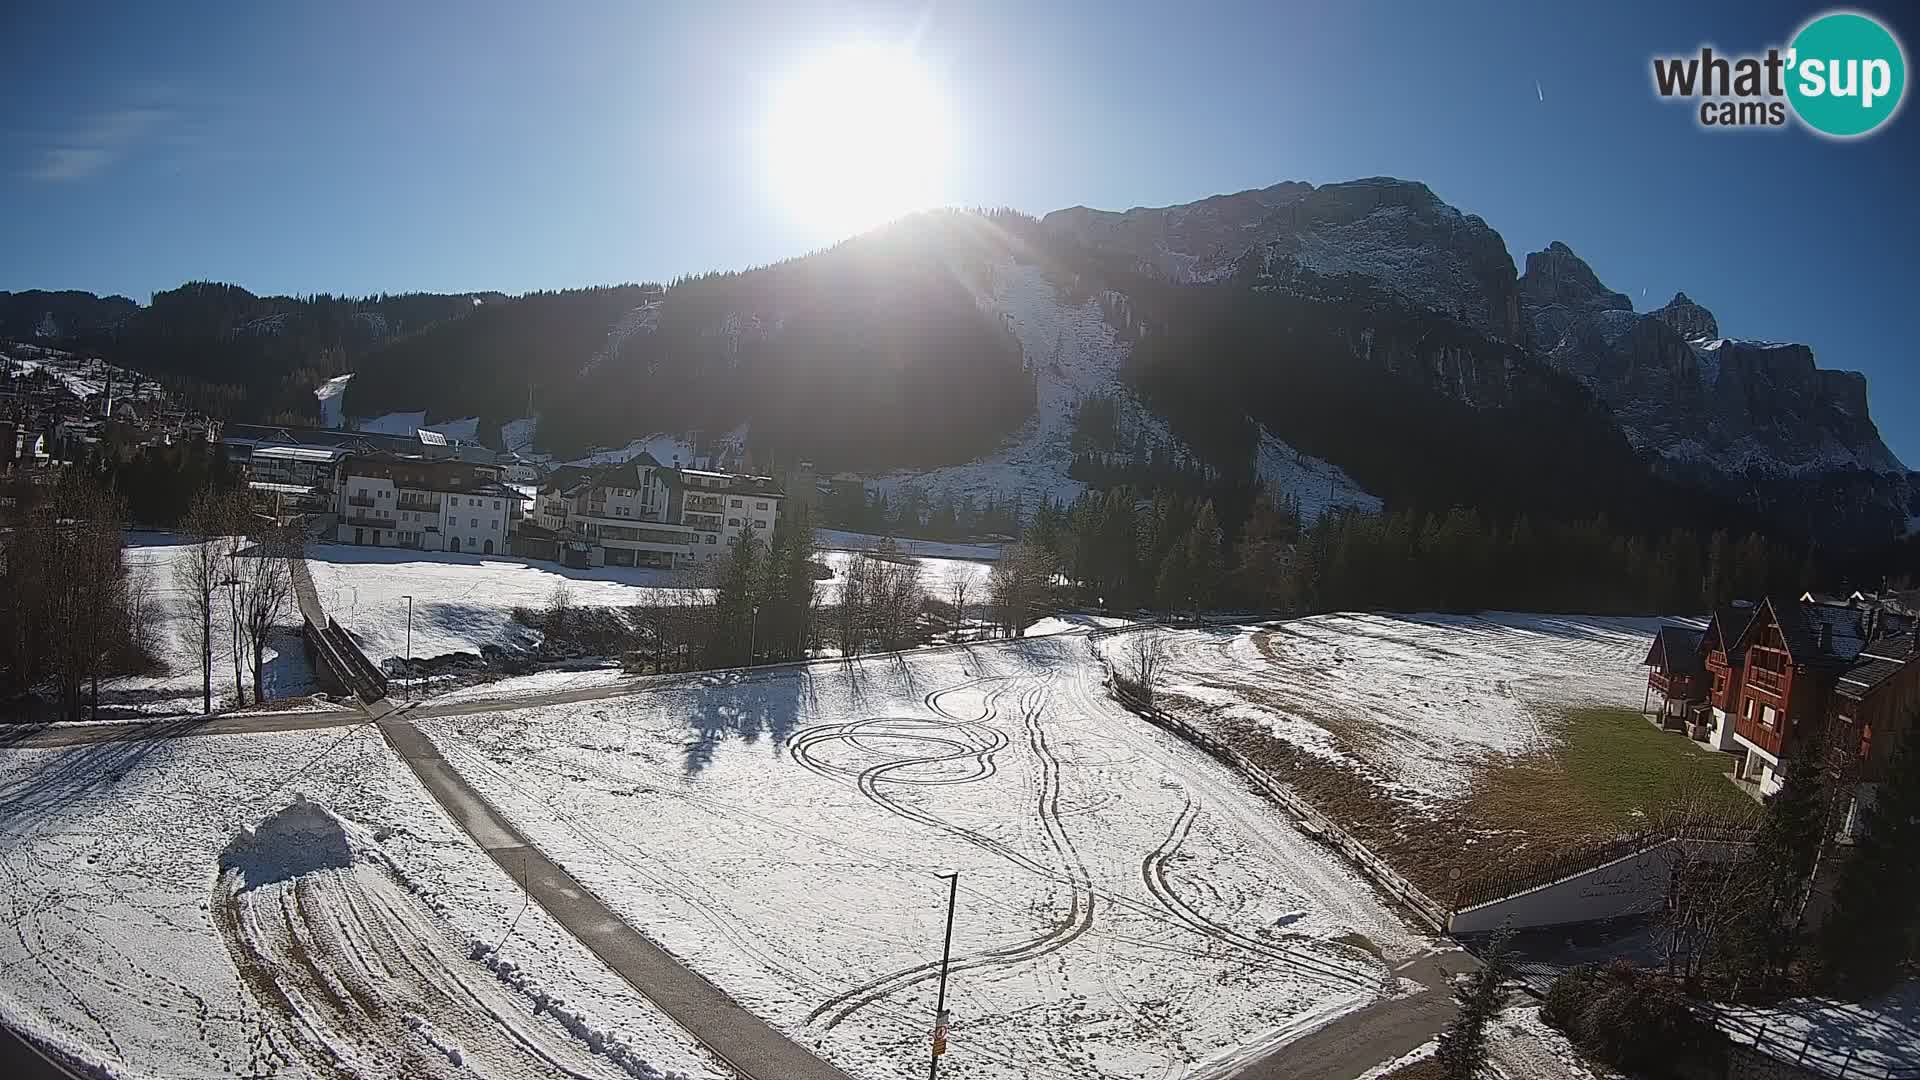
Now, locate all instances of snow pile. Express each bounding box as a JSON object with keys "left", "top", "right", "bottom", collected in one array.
[
  {"left": 218, "top": 794, "right": 366, "bottom": 888},
  {"left": 468, "top": 946, "right": 696, "bottom": 1080},
  {"left": 314, "top": 373, "right": 353, "bottom": 428}
]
